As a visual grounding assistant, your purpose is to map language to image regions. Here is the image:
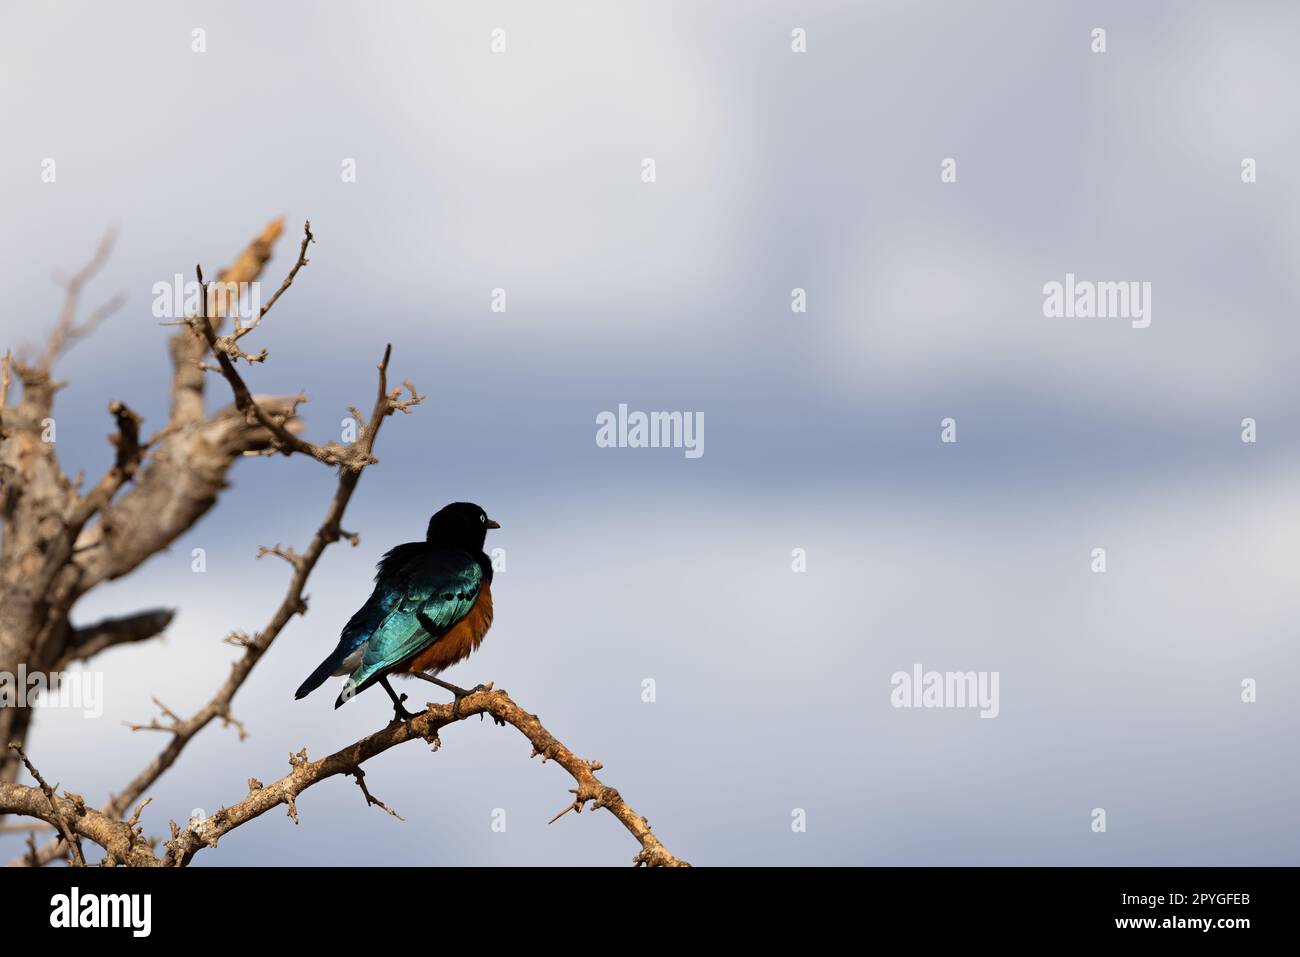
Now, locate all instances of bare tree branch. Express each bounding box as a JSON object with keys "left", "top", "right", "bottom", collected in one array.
[
  {"left": 0, "top": 217, "right": 686, "bottom": 869},
  {"left": 184, "top": 224, "right": 412, "bottom": 472},
  {"left": 56, "top": 608, "right": 175, "bottom": 667},
  {"left": 40, "top": 228, "right": 122, "bottom": 371},
  {"left": 104, "top": 339, "right": 416, "bottom": 823},
  {"left": 0, "top": 222, "right": 293, "bottom": 782},
  {"left": 5, "top": 745, "right": 85, "bottom": 866},
  {"left": 2, "top": 688, "right": 689, "bottom": 868},
  {"left": 162, "top": 687, "right": 688, "bottom": 866},
  {"left": 0, "top": 230, "right": 138, "bottom": 783},
  {"left": 30, "top": 400, "right": 146, "bottom": 601},
  {"left": 0, "top": 776, "right": 158, "bottom": 867},
  {"left": 72, "top": 217, "right": 306, "bottom": 592},
  {"left": 351, "top": 767, "right": 403, "bottom": 821},
  {"left": 167, "top": 218, "right": 284, "bottom": 427},
  {"left": 20, "top": 244, "right": 419, "bottom": 862},
  {"left": 222, "top": 220, "right": 314, "bottom": 352},
  {"left": 68, "top": 394, "right": 305, "bottom": 589},
  {"left": 0, "top": 350, "right": 11, "bottom": 420}
]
